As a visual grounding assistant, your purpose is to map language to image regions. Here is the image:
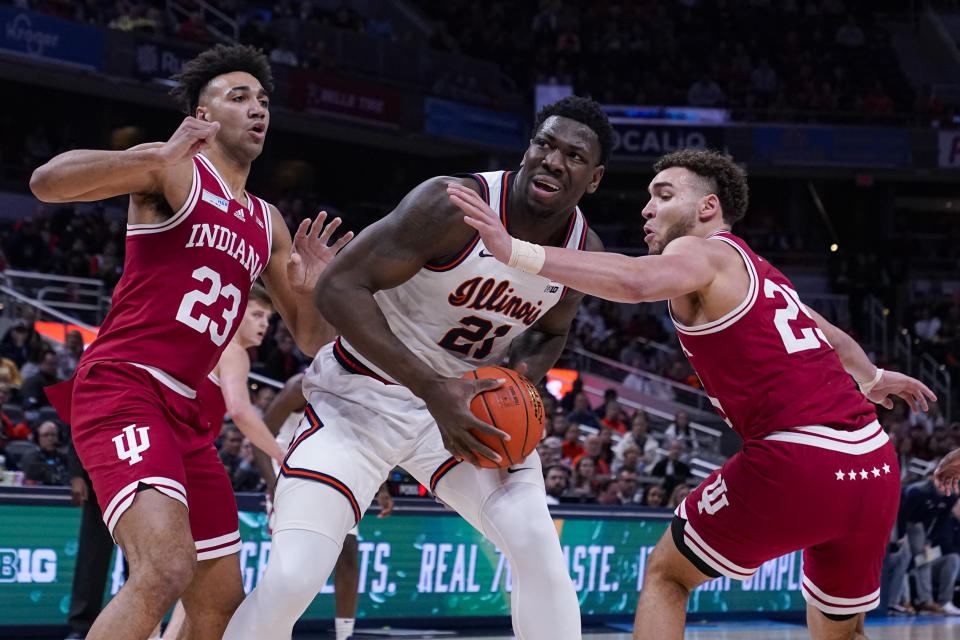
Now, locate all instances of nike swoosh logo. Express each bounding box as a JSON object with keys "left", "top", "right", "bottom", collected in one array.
[
  {"left": 479, "top": 250, "right": 495, "bottom": 258},
  {"left": 506, "top": 467, "right": 530, "bottom": 473}
]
